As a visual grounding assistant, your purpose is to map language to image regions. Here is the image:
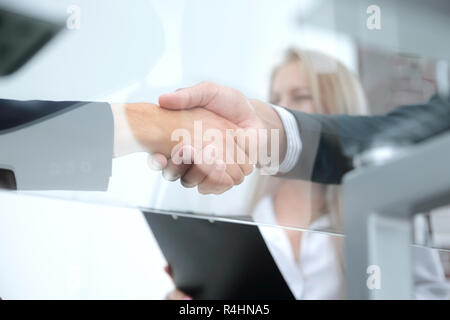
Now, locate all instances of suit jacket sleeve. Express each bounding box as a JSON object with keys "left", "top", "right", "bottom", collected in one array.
[
  {"left": 282, "top": 94, "right": 450, "bottom": 184},
  {"left": 0, "top": 99, "right": 114, "bottom": 190}
]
